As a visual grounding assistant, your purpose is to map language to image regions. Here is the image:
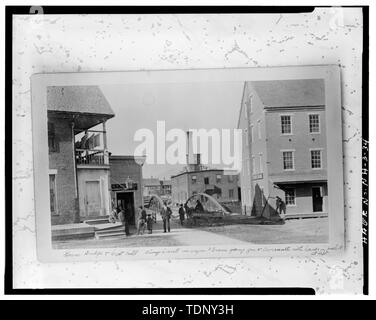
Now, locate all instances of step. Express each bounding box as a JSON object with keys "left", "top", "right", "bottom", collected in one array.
[
  {"left": 83, "top": 217, "right": 110, "bottom": 225},
  {"left": 52, "top": 223, "right": 95, "bottom": 241},
  {"left": 95, "top": 226, "right": 124, "bottom": 235},
  {"left": 94, "top": 222, "right": 123, "bottom": 232},
  {"left": 95, "top": 230, "right": 126, "bottom": 239}
]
